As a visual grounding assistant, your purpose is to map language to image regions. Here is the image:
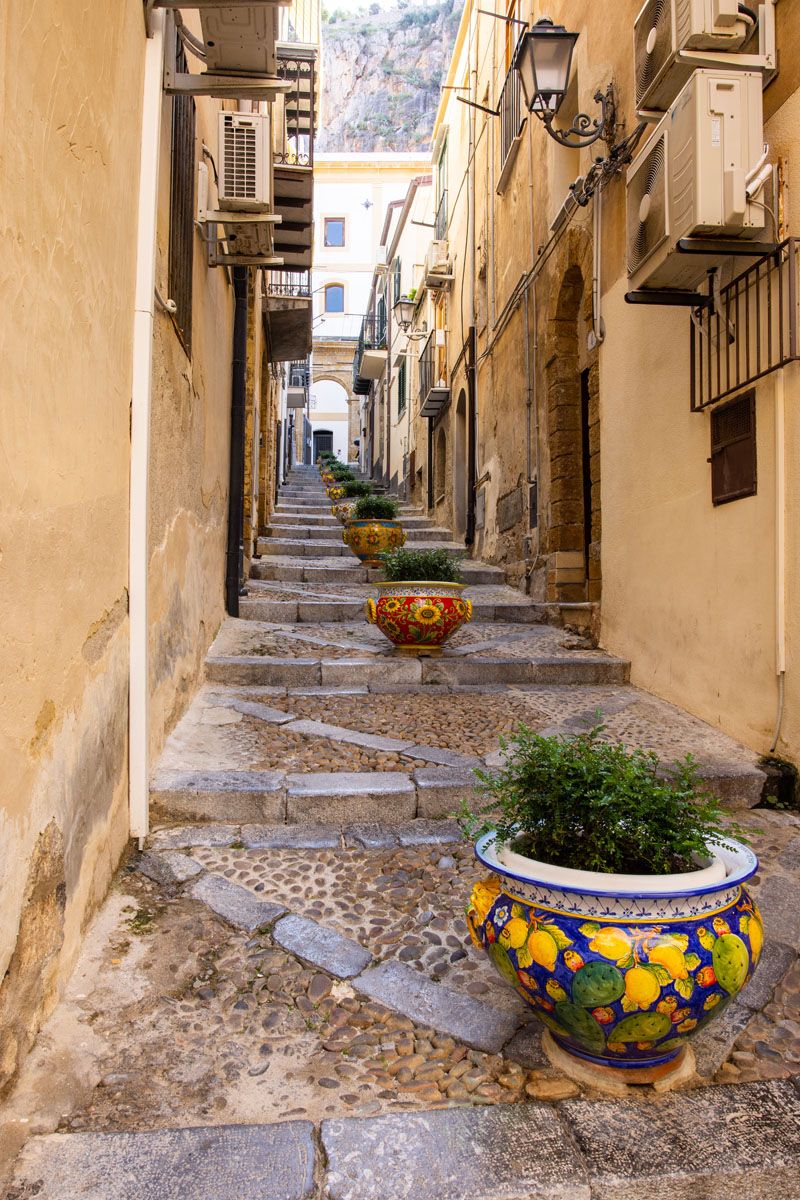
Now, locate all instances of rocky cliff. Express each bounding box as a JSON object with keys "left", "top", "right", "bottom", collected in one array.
[{"left": 317, "top": 0, "right": 461, "bottom": 152}]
